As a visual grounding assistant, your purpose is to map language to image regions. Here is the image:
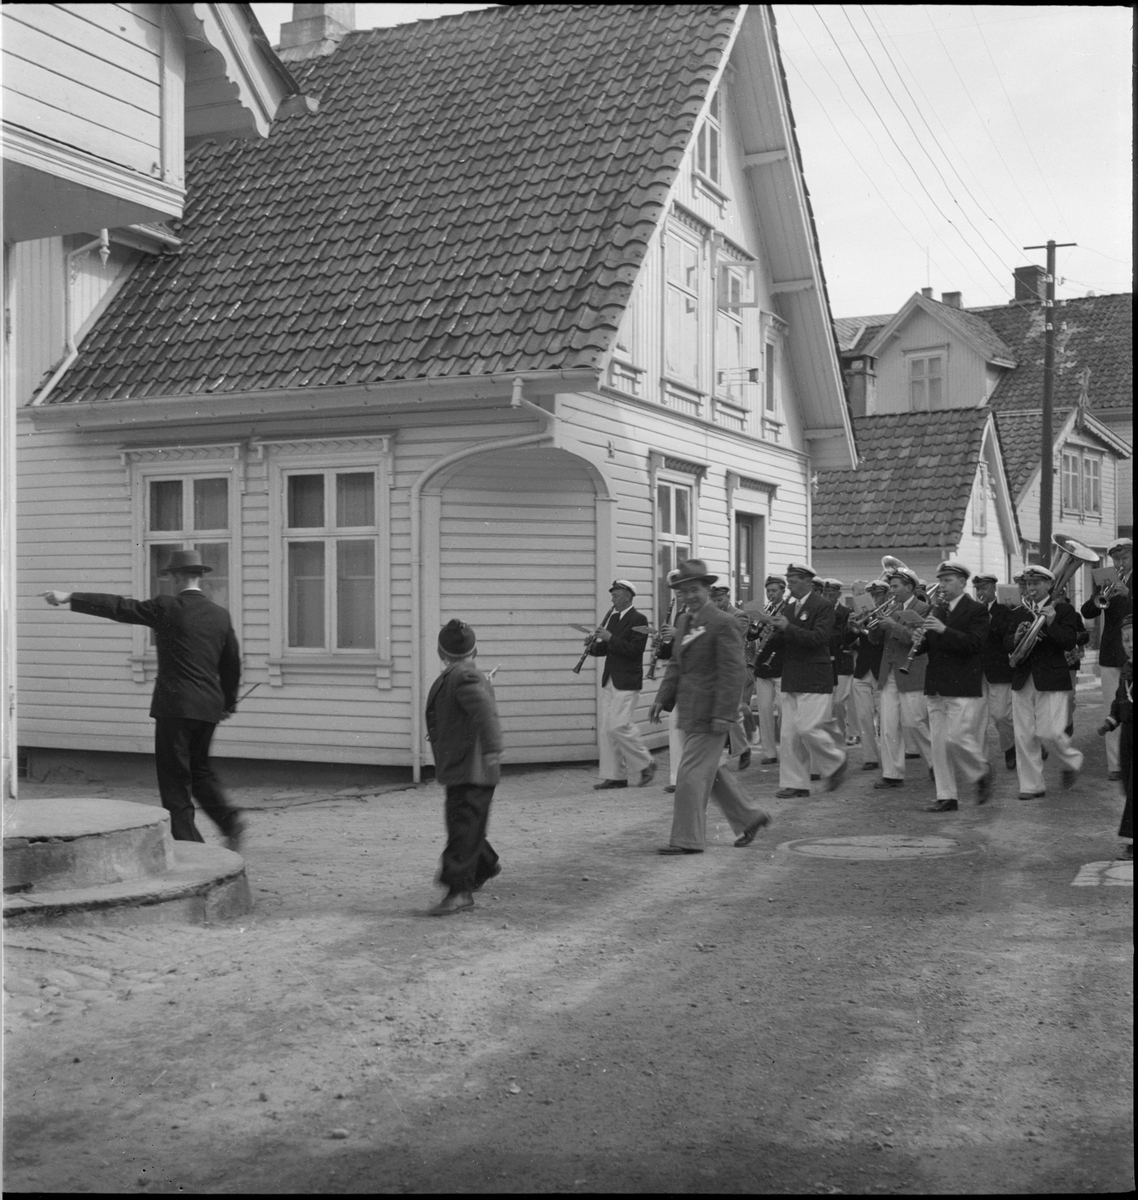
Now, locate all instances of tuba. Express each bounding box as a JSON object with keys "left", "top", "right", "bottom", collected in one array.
[{"left": 1008, "top": 535, "right": 1100, "bottom": 667}]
